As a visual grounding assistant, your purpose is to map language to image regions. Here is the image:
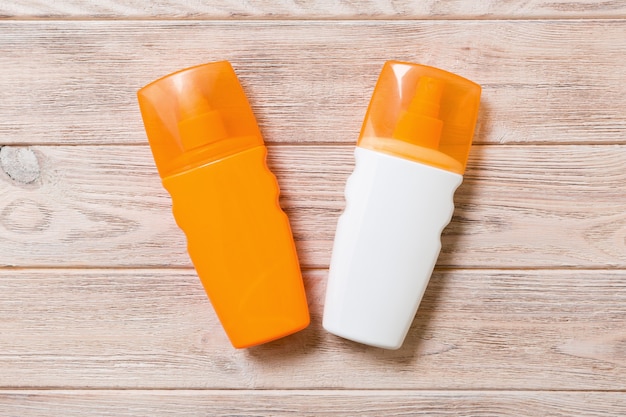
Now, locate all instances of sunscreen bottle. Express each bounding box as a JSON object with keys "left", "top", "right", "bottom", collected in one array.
[
  {"left": 323, "top": 61, "right": 481, "bottom": 349},
  {"left": 138, "top": 61, "right": 309, "bottom": 348}
]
